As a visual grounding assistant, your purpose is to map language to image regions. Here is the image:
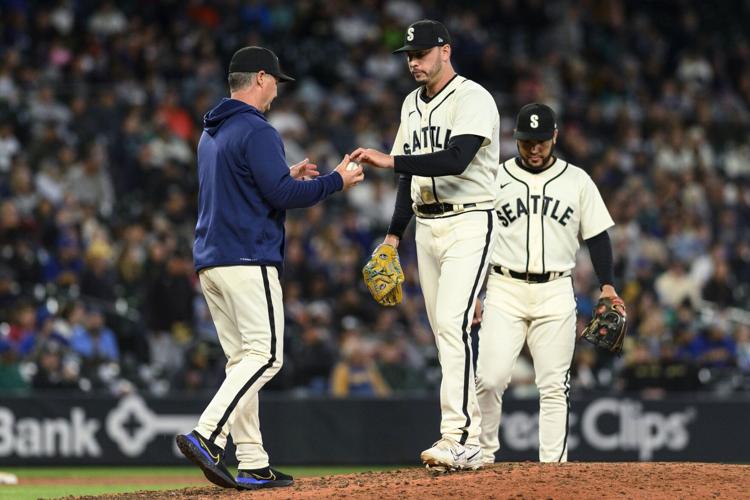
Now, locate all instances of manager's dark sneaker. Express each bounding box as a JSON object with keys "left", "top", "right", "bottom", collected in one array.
[
  {"left": 236, "top": 466, "right": 294, "bottom": 490},
  {"left": 175, "top": 431, "right": 236, "bottom": 489}
]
